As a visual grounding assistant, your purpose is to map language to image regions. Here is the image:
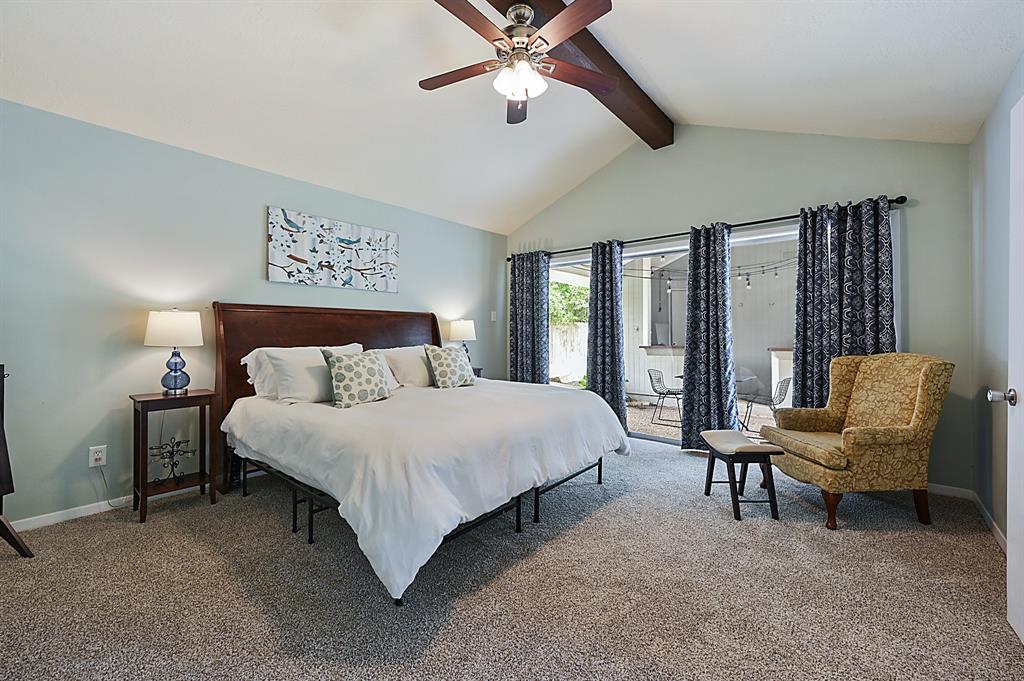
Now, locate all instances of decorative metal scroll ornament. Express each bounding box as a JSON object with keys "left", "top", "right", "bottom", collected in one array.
[{"left": 149, "top": 437, "right": 196, "bottom": 484}]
